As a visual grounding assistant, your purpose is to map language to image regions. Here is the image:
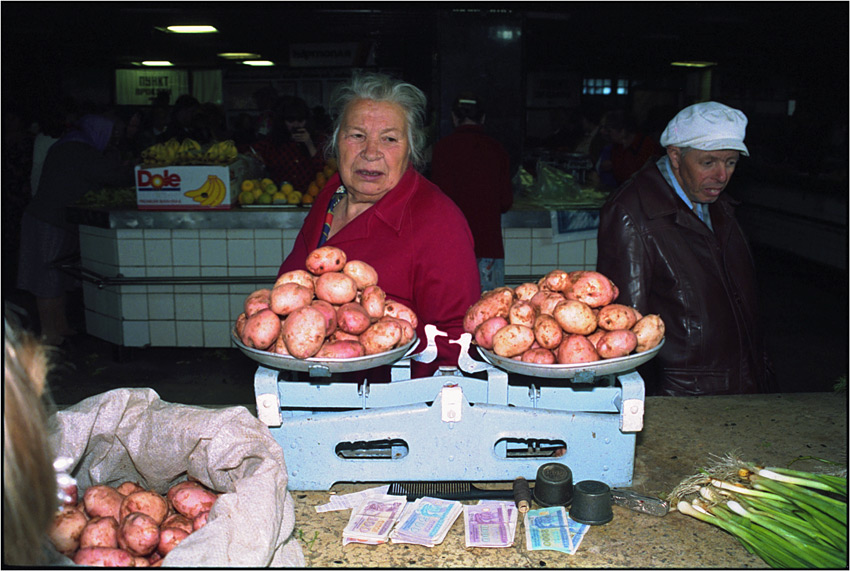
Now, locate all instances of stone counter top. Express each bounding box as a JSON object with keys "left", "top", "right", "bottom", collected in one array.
[{"left": 286, "top": 392, "right": 846, "bottom": 568}]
